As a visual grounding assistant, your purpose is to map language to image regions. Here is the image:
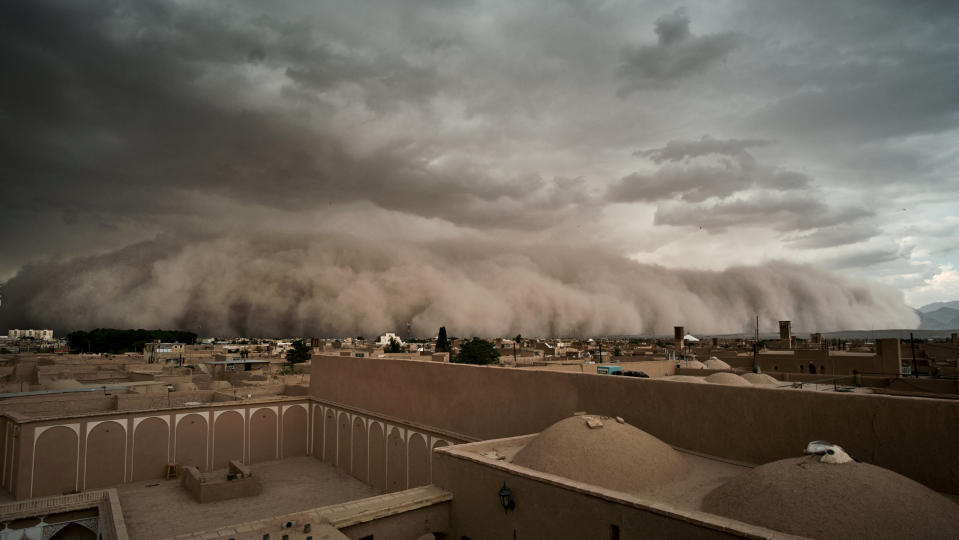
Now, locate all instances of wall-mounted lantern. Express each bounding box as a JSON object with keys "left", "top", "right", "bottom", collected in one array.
[{"left": 498, "top": 482, "right": 515, "bottom": 513}]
